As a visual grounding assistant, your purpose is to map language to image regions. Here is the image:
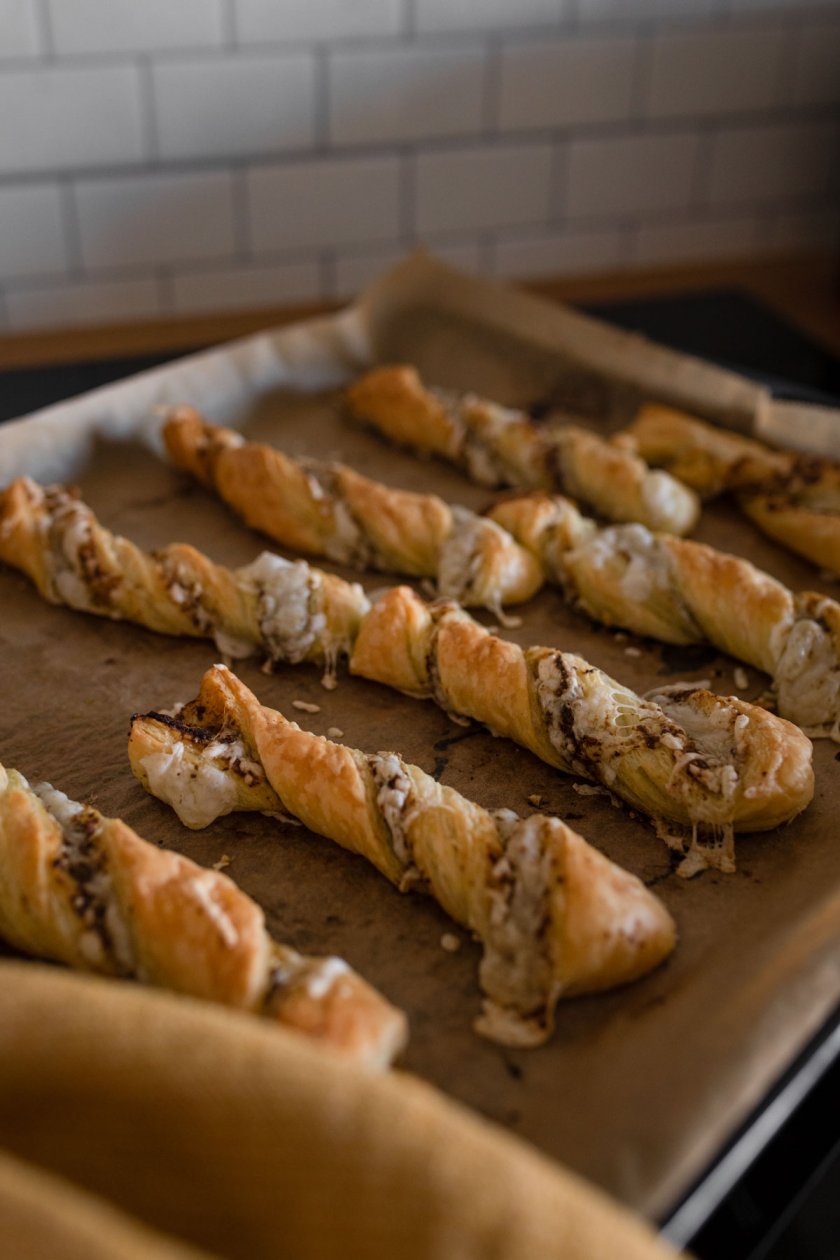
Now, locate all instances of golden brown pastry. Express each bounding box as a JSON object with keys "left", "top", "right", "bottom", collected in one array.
[
  {"left": 626, "top": 403, "right": 840, "bottom": 576},
  {"left": 350, "top": 587, "right": 814, "bottom": 875},
  {"left": 345, "top": 364, "right": 700, "bottom": 535},
  {"left": 0, "top": 477, "right": 368, "bottom": 687},
  {"left": 128, "top": 665, "right": 677, "bottom": 1047},
  {"left": 163, "top": 407, "right": 543, "bottom": 615},
  {"left": 0, "top": 762, "right": 407, "bottom": 1069},
  {"left": 490, "top": 492, "right": 840, "bottom": 738}
]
